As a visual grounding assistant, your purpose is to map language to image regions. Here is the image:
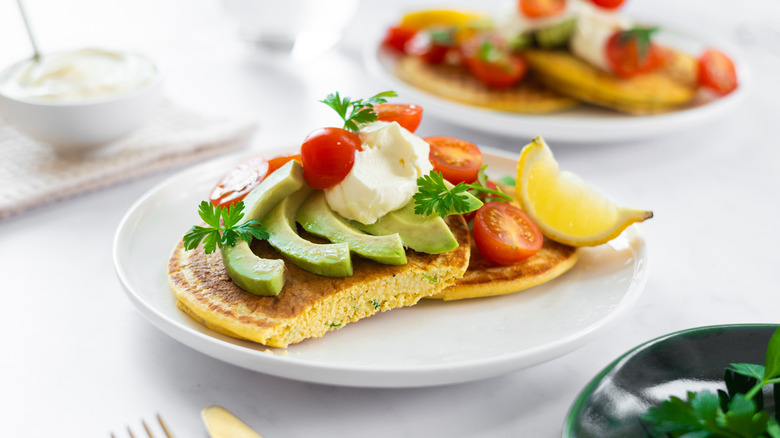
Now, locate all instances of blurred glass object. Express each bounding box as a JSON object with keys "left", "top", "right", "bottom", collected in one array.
[{"left": 223, "top": 0, "right": 359, "bottom": 58}]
